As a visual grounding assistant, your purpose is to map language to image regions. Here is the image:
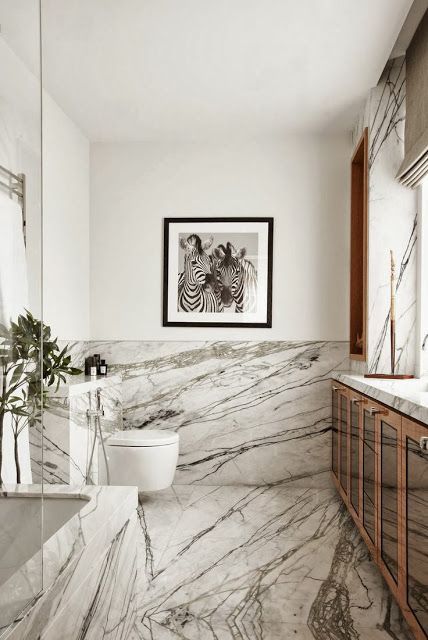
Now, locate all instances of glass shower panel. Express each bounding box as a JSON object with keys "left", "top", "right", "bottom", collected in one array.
[{"left": 0, "top": 1, "right": 43, "bottom": 634}]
